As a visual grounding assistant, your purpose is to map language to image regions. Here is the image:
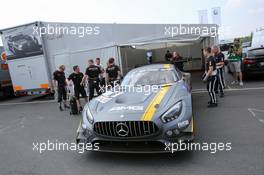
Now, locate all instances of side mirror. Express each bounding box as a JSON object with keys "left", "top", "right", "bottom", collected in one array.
[
  {"left": 182, "top": 72, "right": 192, "bottom": 91},
  {"left": 182, "top": 72, "right": 190, "bottom": 80}
]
